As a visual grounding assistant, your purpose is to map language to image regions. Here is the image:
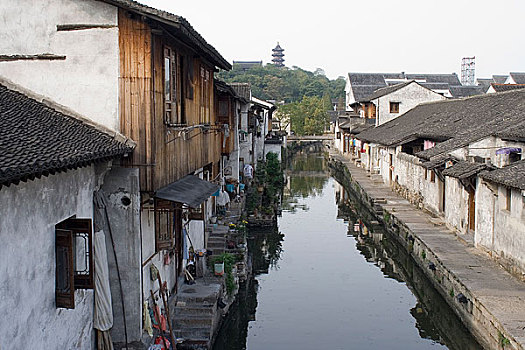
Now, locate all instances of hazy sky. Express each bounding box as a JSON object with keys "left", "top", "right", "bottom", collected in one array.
[{"left": 139, "top": 0, "right": 525, "bottom": 80}]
